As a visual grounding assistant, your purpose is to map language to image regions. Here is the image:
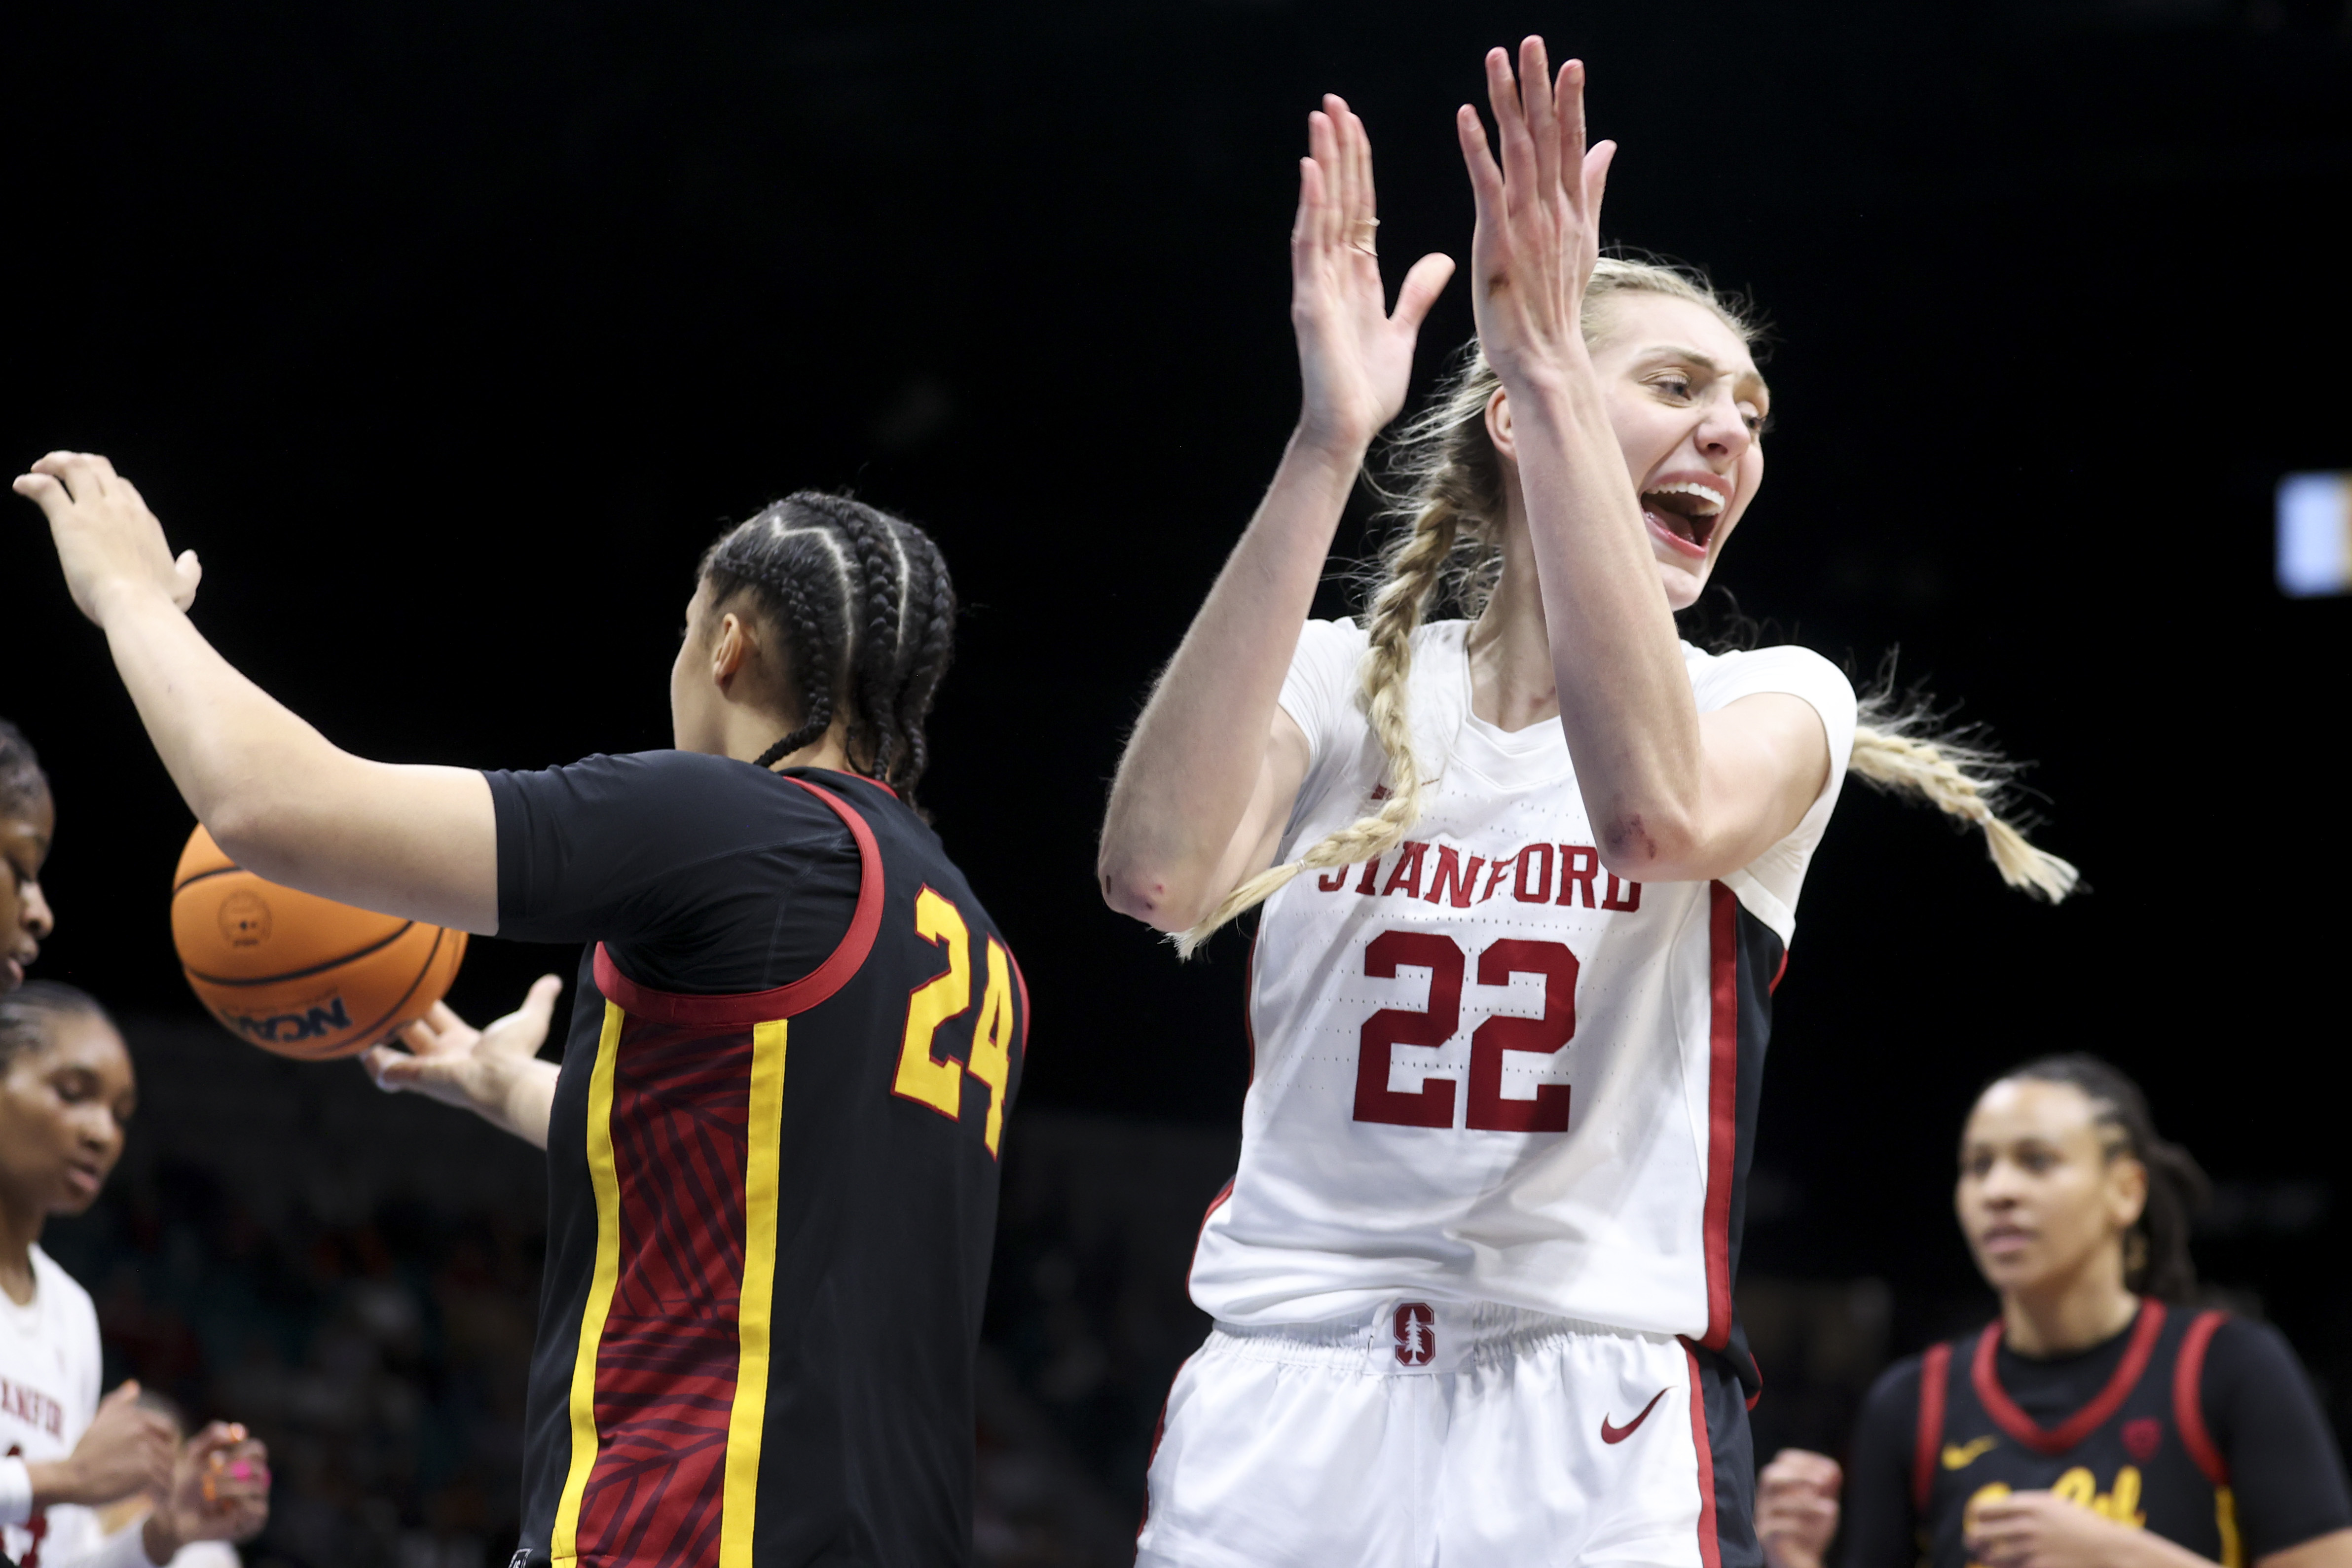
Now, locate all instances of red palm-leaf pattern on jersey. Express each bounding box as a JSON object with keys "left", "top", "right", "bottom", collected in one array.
[{"left": 578, "top": 1016, "right": 758, "bottom": 1565}]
